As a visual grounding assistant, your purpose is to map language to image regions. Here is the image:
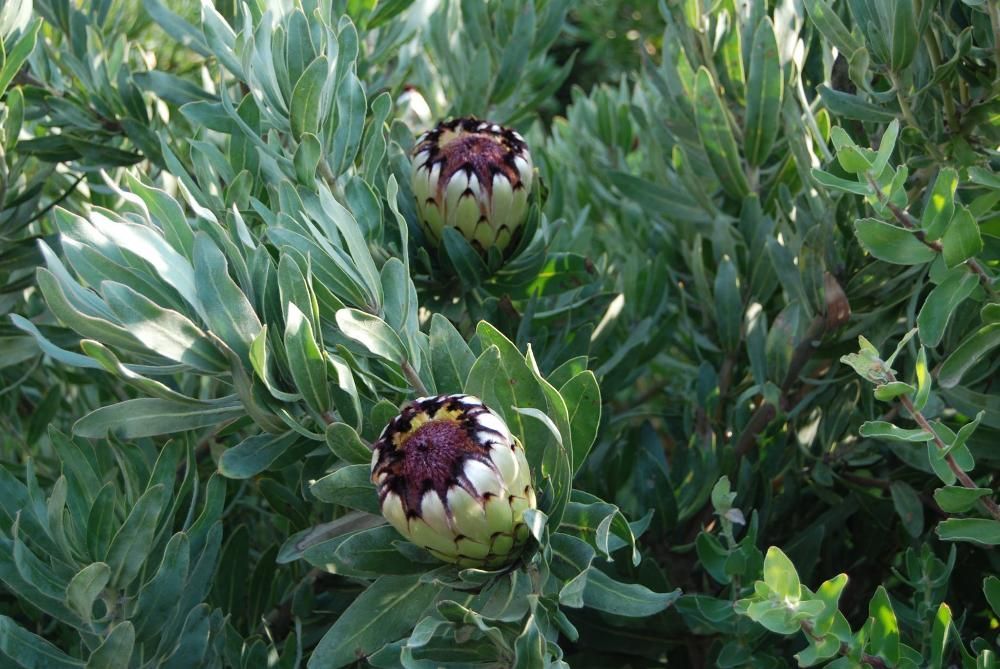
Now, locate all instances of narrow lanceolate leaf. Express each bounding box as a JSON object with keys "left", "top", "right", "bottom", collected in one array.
[
  {"left": 744, "top": 19, "right": 782, "bottom": 166},
  {"left": 65, "top": 563, "right": 110, "bottom": 623},
  {"left": 582, "top": 568, "right": 681, "bottom": 617},
  {"left": 938, "top": 323, "right": 1000, "bottom": 388},
  {"left": 560, "top": 371, "right": 601, "bottom": 475},
  {"left": 101, "top": 281, "right": 229, "bottom": 373},
  {"left": 73, "top": 398, "right": 245, "bottom": 439},
  {"left": 0, "top": 616, "right": 84, "bottom": 669},
  {"left": 219, "top": 432, "right": 303, "bottom": 479},
  {"left": 85, "top": 622, "right": 134, "bottom": 669},
  {"left": 193, "top": 233, "right": 262, "bottom": 362},
  {"left": 330, "top": 72, "right": 366, "bottom": 176},
  {"left": 802, "top": 0, "right": 862, "bottom": 57},
  {"left": 307, "top": 575, "right": 442, "bottom": 669},
  {"left": 105, "top": 484, "right": 169, "bottom": 589},
  {"left": 284, "top": 303, "right": 330, "bottom": 414},
  {"left": 335, "top": 308, "right": 407, "bottom": 365},
  {"left": 430, "top": 313, "right": 475, "bottom": 393},
  {"left": 694, "top": 67, "right": 750, "bottom": 198},
  {"left": 290, "top": 56, "right": 328, "bottom": 139}
]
